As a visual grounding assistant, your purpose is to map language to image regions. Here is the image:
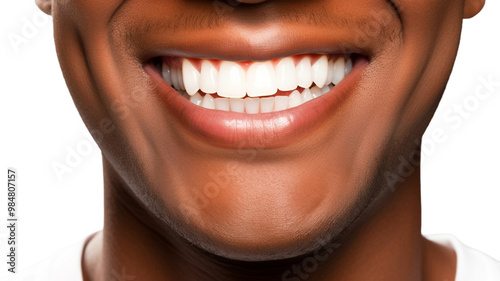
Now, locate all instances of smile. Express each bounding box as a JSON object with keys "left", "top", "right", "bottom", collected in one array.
[
  {"left": 157, "top": 54, "right": 353, "bottom": 113},
  {"left": 145, "top": 50, "right": 368, "bottom": 148}
]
